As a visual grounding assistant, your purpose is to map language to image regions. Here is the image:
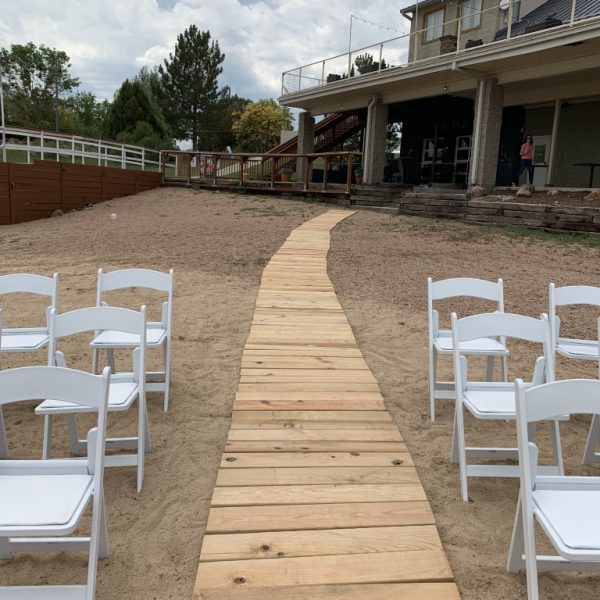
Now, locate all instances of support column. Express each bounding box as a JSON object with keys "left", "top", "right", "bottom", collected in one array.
[
  {"left": 295, "top": 111, "right": 314, "bottom": 183},
  {"left": 469, "top": 78, "right": 504, "bottom": 188},
  {"left": 546, "top": 98, "right": 562, "bottom": 186},
  {"left": 364, "top": 98, "right": 388, "bottom": 185}
]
